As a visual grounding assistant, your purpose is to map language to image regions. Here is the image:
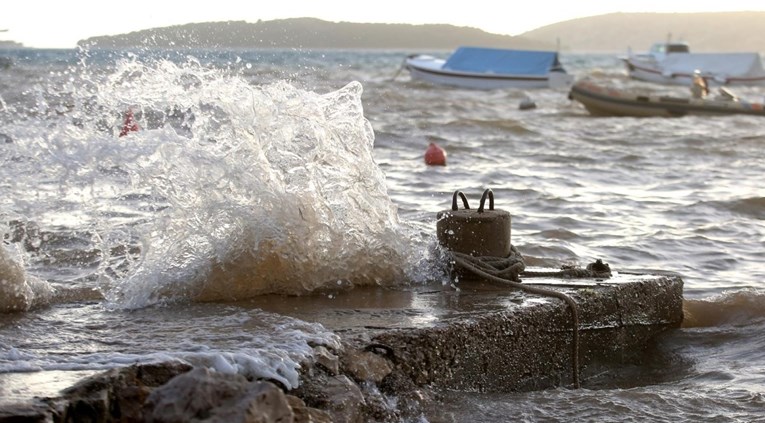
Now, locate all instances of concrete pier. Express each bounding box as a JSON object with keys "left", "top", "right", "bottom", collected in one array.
[
  {"left": 0, "top": 271, "right": 684, "bottom": 422},
  {"left": 252, "top": 271, "right": 684, "bottom": 392}
]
